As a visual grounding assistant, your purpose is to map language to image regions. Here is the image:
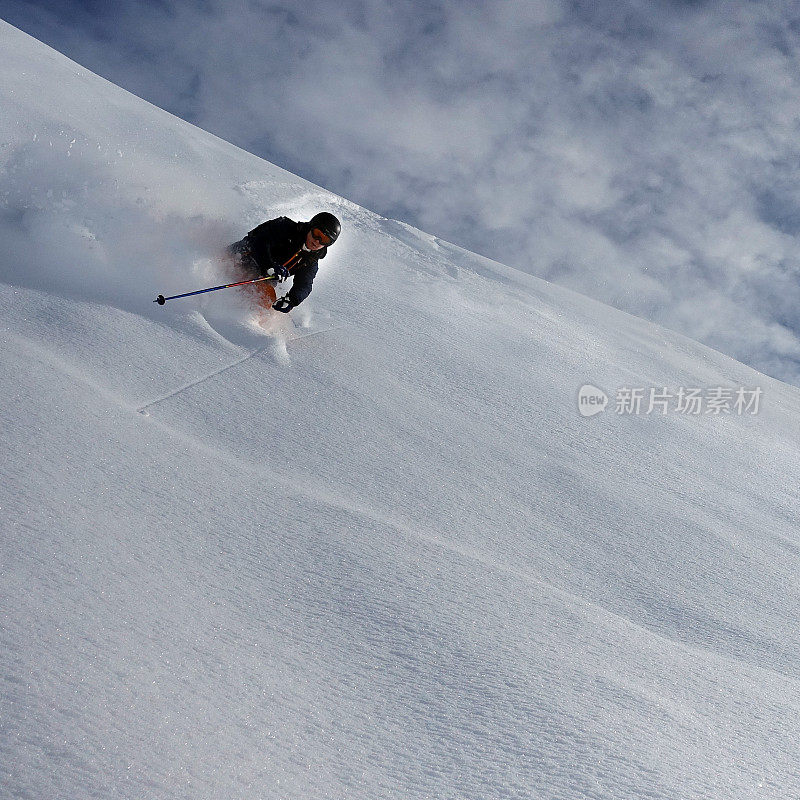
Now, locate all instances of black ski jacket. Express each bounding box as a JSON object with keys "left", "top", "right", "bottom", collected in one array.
[{"left": 246, "top": 216, "right": 326, "bottom": 306}]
